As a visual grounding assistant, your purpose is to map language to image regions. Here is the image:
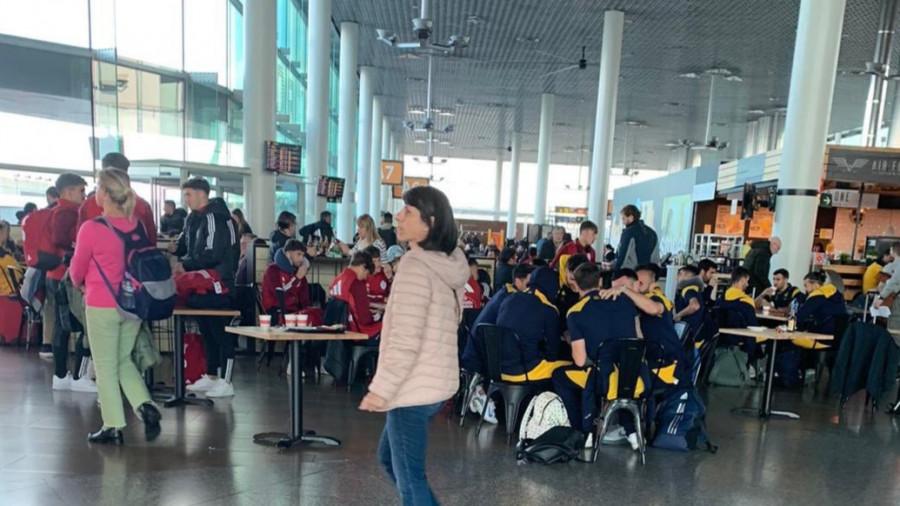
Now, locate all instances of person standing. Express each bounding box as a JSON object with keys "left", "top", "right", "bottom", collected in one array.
[
  {"left": 231, "top": 209, "right": 254, "bottom": 237},
  {"left": 743, "top": 236, "right": 782, "bottom": 298},
  {"left": 550, "top": 221, "right": 598, "bottom": 286},
  {"left": 298, "top": 210, "right": 335, "bottom": 246},
  {"left": 169, "top": 177, "right": 238, "bottom": 398},
  {"left": 78, "top": 152, "right": 157, "bottom": 244},
  {"left": 360, "top": 186, "right": 469, "bottom": 505},
  {"left": 614, "top": 205, "right": 659, "bottom": 271},
  {"left": 269, "top": 211, "right": 297, "bottom": 262},
  {"left": 69, "top": 168, "right": 161, "bottom": 445},
  {"left": 378, "top": 212, "right": 398, "bottom": 247}
]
